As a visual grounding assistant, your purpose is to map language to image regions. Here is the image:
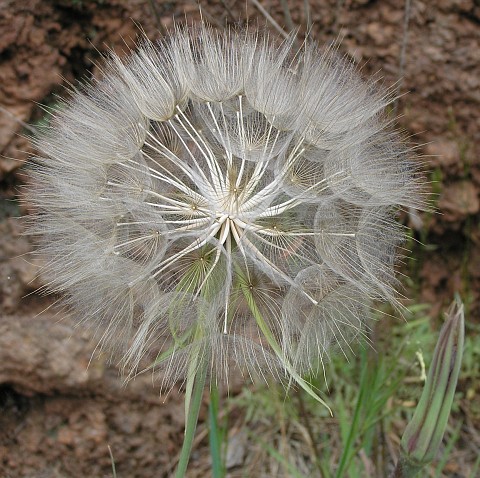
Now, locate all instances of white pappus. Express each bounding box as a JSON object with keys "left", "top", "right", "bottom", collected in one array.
[{"left": 27, "top": 23, "right": 423, "bottom": 394}]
